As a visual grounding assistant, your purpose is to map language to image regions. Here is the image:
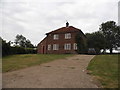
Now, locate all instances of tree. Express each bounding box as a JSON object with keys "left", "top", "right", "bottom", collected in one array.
[
  {"left": 0, "top": 37, "right": 2, "bottom": 57},
  {"left": 76, "top": 33, "right": 87, "bottom": 54},
  {"left": 25, "top": 39, "right": 34, "bottom": 48},
  {"left": 15, "top": 34, "right": 34, "bottom": 48},
  {"left": 99, "top": 21, "right": 119, "bottom": 54},
  {"left": 1, "top": 38, "right": 11, "bottom": 56},
  {"left": 15, "top": 35, "right": 26, "bottom": 47},
  {"left": 1, "top": 36, "right": 36, "bottom": 56},
  {"left": 114, "top": 26, "right": 120, "bottom": 47},
  {"left": 86, "top": 31, "right": 106, "bottom": 54}
]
